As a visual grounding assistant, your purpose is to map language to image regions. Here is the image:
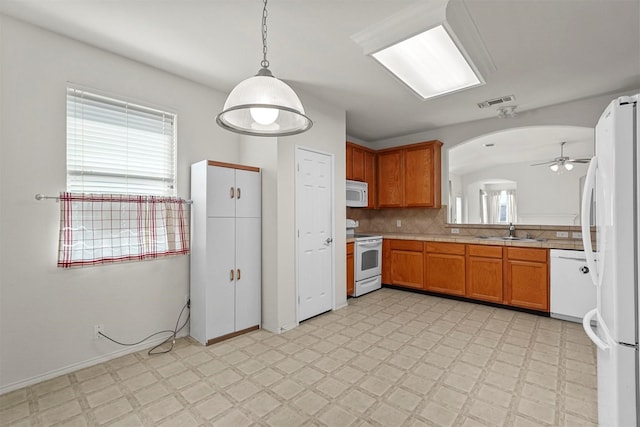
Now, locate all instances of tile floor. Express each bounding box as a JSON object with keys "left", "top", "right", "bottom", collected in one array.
[{"left": 0, "top": 288, "right": 597, "bottom": 426}]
